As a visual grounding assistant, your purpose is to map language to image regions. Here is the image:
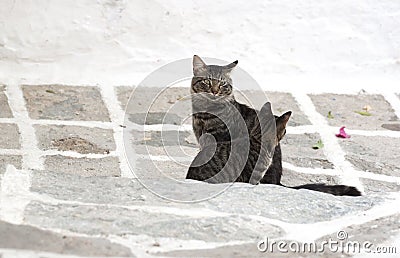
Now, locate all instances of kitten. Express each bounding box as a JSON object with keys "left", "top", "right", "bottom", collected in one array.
[
  {"left": 186, "top": 55, "right": 361, "bottom": 196},
  {"left": 187, "top": 100, "right": 278, "bottom": 184}
]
